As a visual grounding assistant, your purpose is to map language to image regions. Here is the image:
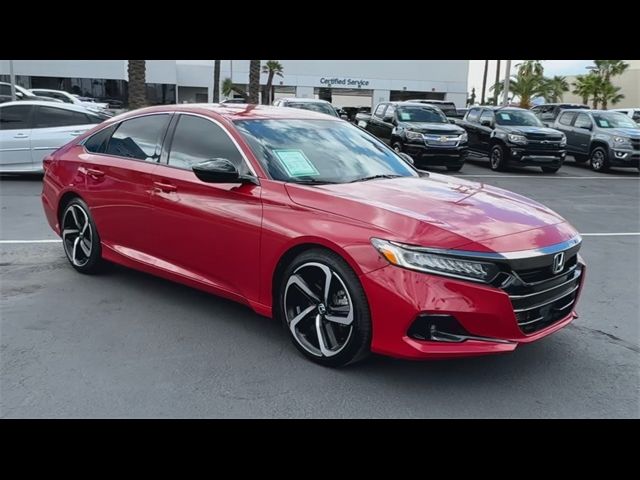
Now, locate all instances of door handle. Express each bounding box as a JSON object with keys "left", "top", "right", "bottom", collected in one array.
[
  {"left": 86, "top": 168, "right": 104, "bottom": 179},
  {"left": 13, "top": 133, "right": 29, "bottom": 139},
  {"left": 153, "top": 181, "right": 177, "bottom": 193},
  {"left": 70, "top": 130, "right": 84, "bottom": 136}
]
